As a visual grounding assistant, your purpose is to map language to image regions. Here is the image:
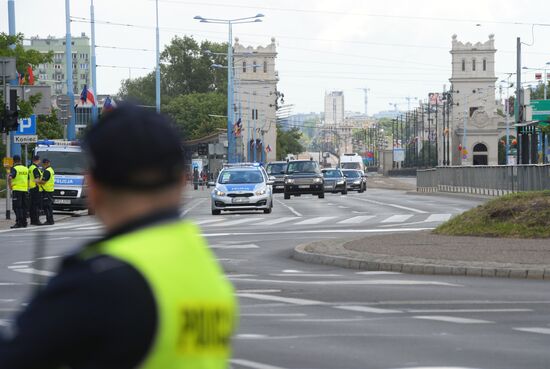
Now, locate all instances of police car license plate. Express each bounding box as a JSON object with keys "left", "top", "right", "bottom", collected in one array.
[
  {"left": 54, "top": 199, "right": 71, "bottom": 205},
  {"left": 299, "top": 185, "right": 310, "bottom": 189},
  {"left": 232, "top": 197, "right": 250, "bottom": 204}
]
